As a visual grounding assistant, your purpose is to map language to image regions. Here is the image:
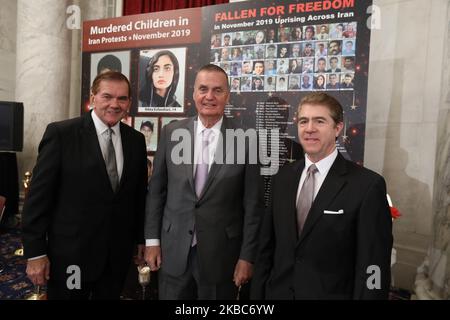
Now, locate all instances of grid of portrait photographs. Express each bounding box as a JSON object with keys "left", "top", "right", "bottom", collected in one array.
[{"left": 210, "top": 22, "right": 357, "bottom": 92}]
